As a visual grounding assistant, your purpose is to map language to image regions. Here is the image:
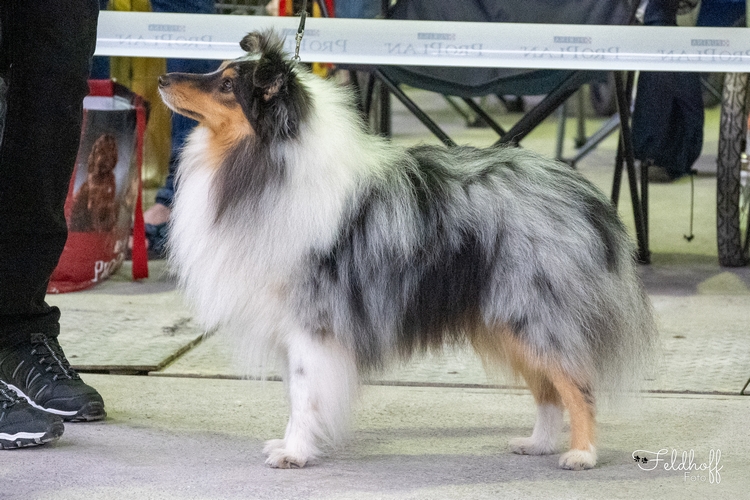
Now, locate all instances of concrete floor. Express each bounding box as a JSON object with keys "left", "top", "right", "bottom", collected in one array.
[{"left": 4, "top": 90, "right": 749, "bottom": 499}]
